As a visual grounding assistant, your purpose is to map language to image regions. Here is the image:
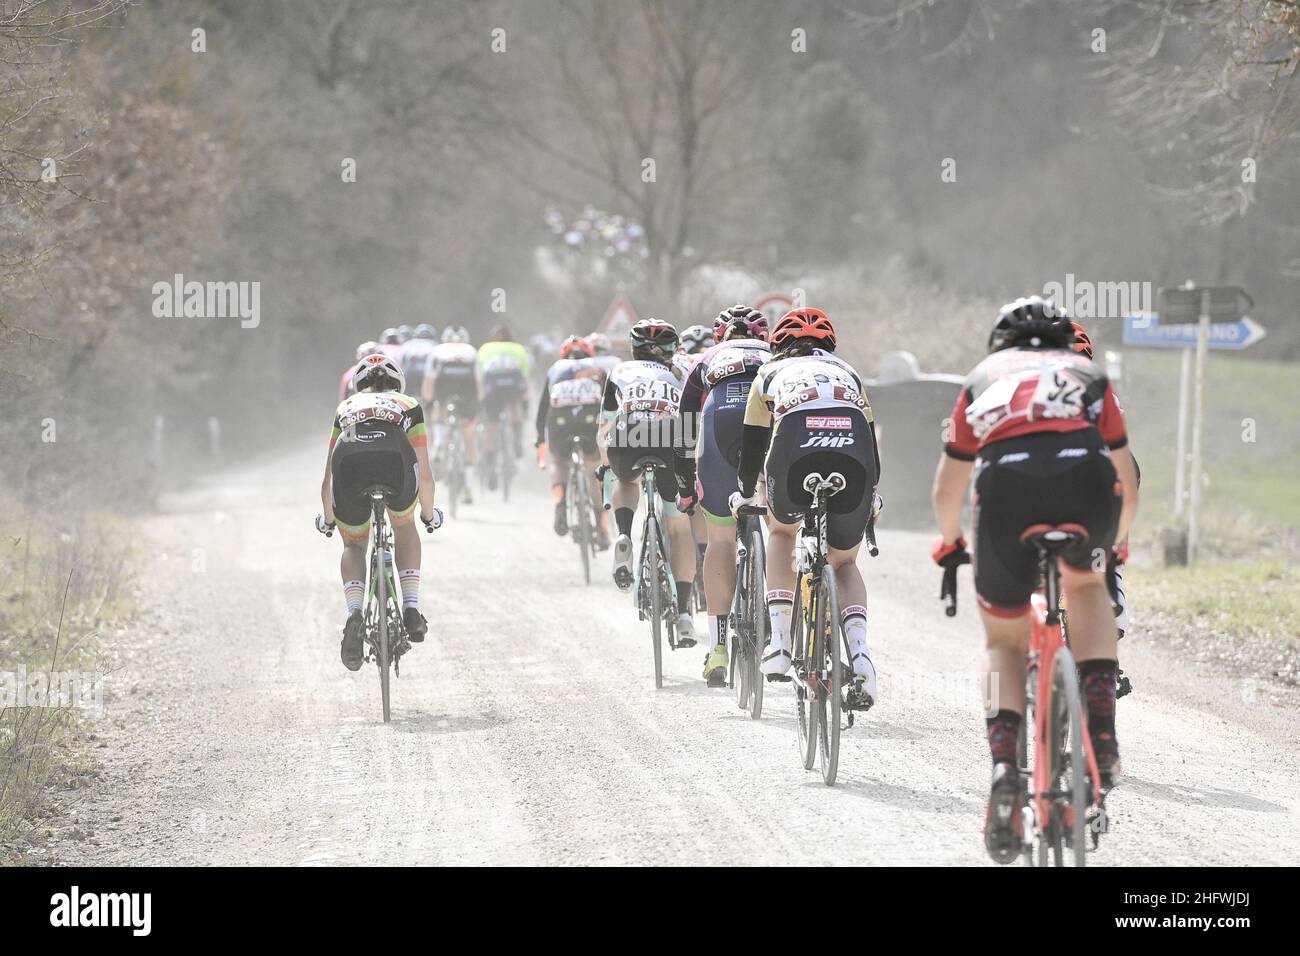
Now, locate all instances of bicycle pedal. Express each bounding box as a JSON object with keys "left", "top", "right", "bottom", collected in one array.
[
  {"left": 765, "top": 673, "right": 792, "bottom": 684},
  {"left": 1116, "top": 674, "right": 1133, "bottom": 699}
]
